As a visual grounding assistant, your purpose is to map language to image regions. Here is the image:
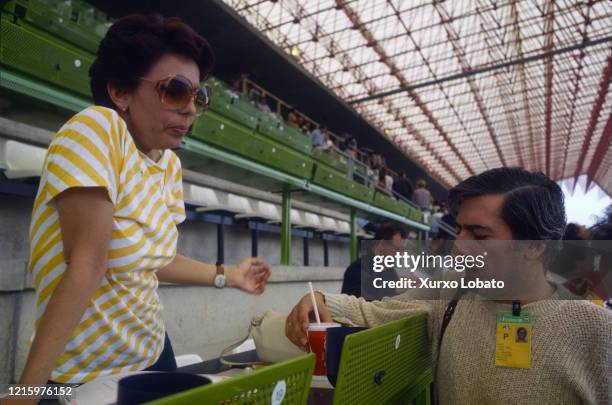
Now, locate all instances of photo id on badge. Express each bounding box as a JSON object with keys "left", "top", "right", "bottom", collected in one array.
[{"left": 495, "top": 311, "right": 533, "bottom": 369}]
